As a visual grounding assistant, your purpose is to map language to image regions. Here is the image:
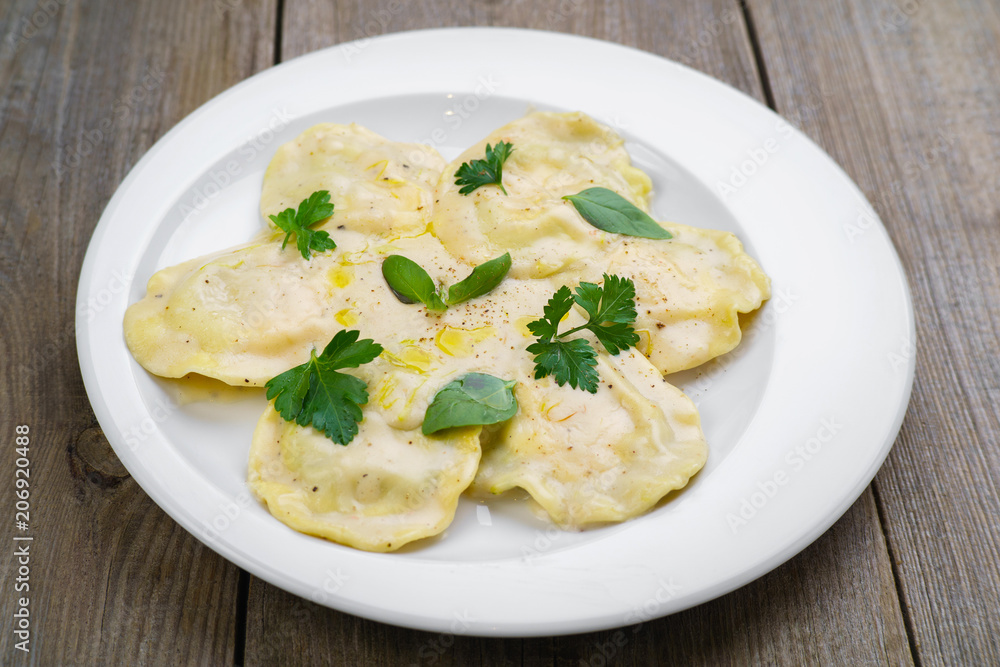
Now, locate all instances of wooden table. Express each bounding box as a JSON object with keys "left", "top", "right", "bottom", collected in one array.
[{"left": 2, "top": 0, "right": 998, "bottom": 664}]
